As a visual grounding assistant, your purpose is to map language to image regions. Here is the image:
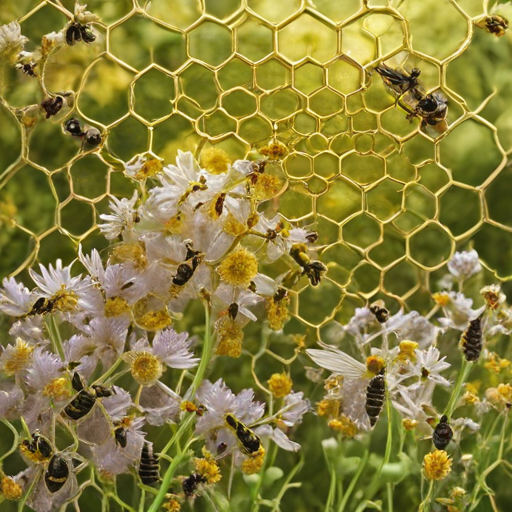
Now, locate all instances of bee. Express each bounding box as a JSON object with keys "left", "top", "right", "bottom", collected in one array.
[
  {"left": 273, "top": 287, "right": 288, "bottom": 303},
  {"left": 172, "top": 243, "right": 203, "bottom": 287},
  {"left": 433, "top": 415, "right": 453, "bottom": 450},
  {"left": 406, "top": 92, "right": 448, "bottom": 126},
  {"left": 477, "top": 15, "right": 508, "bottom": 37},
  {"left": 40, "top": 96, "right": 64, "bottom": 119},
  {"left": 461, "top": 314, "right": 483, "bottom": 362},
  {"left": 20, "top": 431, "right": 53, "bottom": 463},
  {"left": 227, "top": 302, "right": 239, "bottom": 320},
  {"left": 374, "top": 64, "right": 421, "bottom": 101},
  {"left": 369, "top": 300, "right": 389, "bottom": 324},
  {"left": 307, "top": 343, "right": 387, "bottom": 429},
  {"left": 225, "top": 414, "right": 262, "bottom": 455},
  {"left": 114, "top": 424, "right": 128, "bottom": 448},
  {"left": 26, "top": 296, "right": 56, "bottom": 317},
  {"left": 62, "top": 372, "right": 112, "bottom": 421},
  {"left": 45, "top": 454, "right": 70, "bottom": 493},
  {"left": 65, "top": 22, "right": 96, "bottom": 46},
  {"left": 139, "top": 442, "right": 160, "bottom": 485},
  {"left": 64, "top": 117, "right": 84, "bottom": 137},
  {"left": 16, "top": 61, "right": 37, "bottom": 77},
  {"left": 182, "top": 473, "right": 207, "bottom": 496},
  {"left": 63, "top": 118, "right": 102, "bottom": 148},
  {"left": 290, "top": 243, "right": 327, "bottom": 287}
]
